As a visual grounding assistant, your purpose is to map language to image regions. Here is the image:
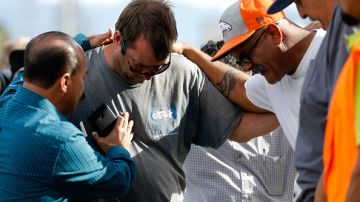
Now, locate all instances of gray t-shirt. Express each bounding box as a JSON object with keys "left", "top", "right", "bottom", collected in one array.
[
  {"left": 295, "top": 5, "right": 358, "bottom": 202},
  {"left": 68, "top": 46, "right": 243, "bottom": 201}
]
